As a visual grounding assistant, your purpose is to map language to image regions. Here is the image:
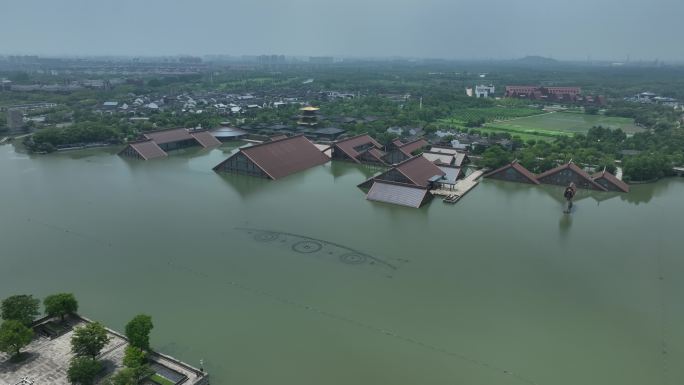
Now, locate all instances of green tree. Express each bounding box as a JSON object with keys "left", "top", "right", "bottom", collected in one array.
[
  {"left": 122, "top": 345, "right": 152, "bottom": 380},
  {"left": 104, "top": 368, "right": 137, "bottom": 385},
  {"left": 44, "top": 293, "right": 79, "bottom": 322},
  {"left": 584, "top": 106, "right": 599, "bottom": 115},
  {"left": 67, "top": 357, "right": 102, "bottom": 385},
  {"left": 0, "top": 320, "right": 34, "bottom": 358},
  {"left": 480, "top": 145, "right": 513, "bottom": 169},
  {"left": 1, "top": 295, "right": 40, "bottom": 326},
  {"left": 71, "top": 322, "right": 110, "bottom": 358},
  {"left": 123, "top": 345, "right": 147, "bottom": 368},
  {"left": 125, "top": 315, "right": 153, "bottom": 350}
]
